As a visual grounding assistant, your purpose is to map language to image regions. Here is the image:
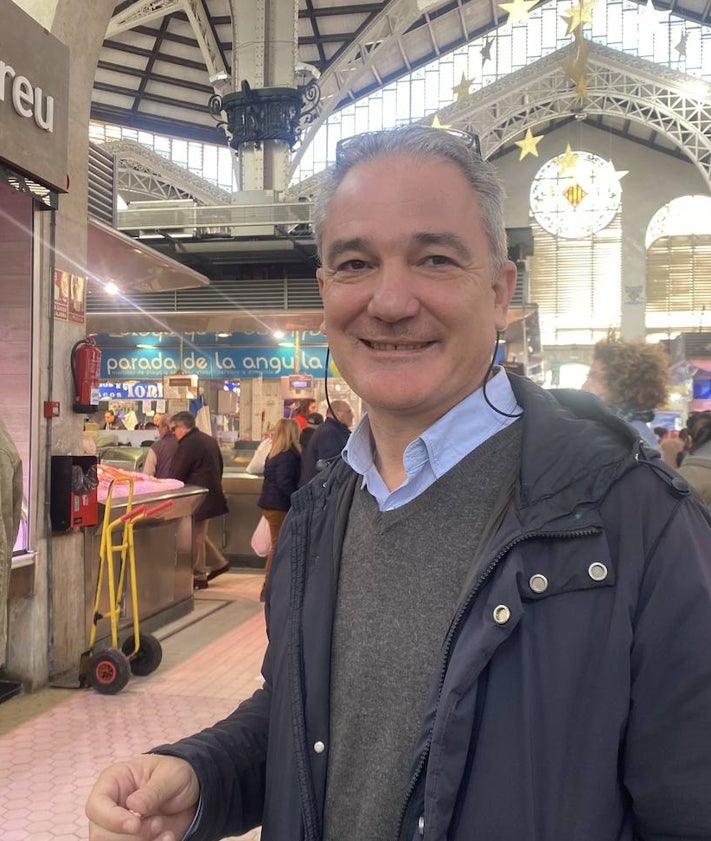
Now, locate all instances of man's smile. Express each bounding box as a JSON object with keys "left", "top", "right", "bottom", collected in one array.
[{"left": 363, "top": 340, "right": 433, "bottom": 351}]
